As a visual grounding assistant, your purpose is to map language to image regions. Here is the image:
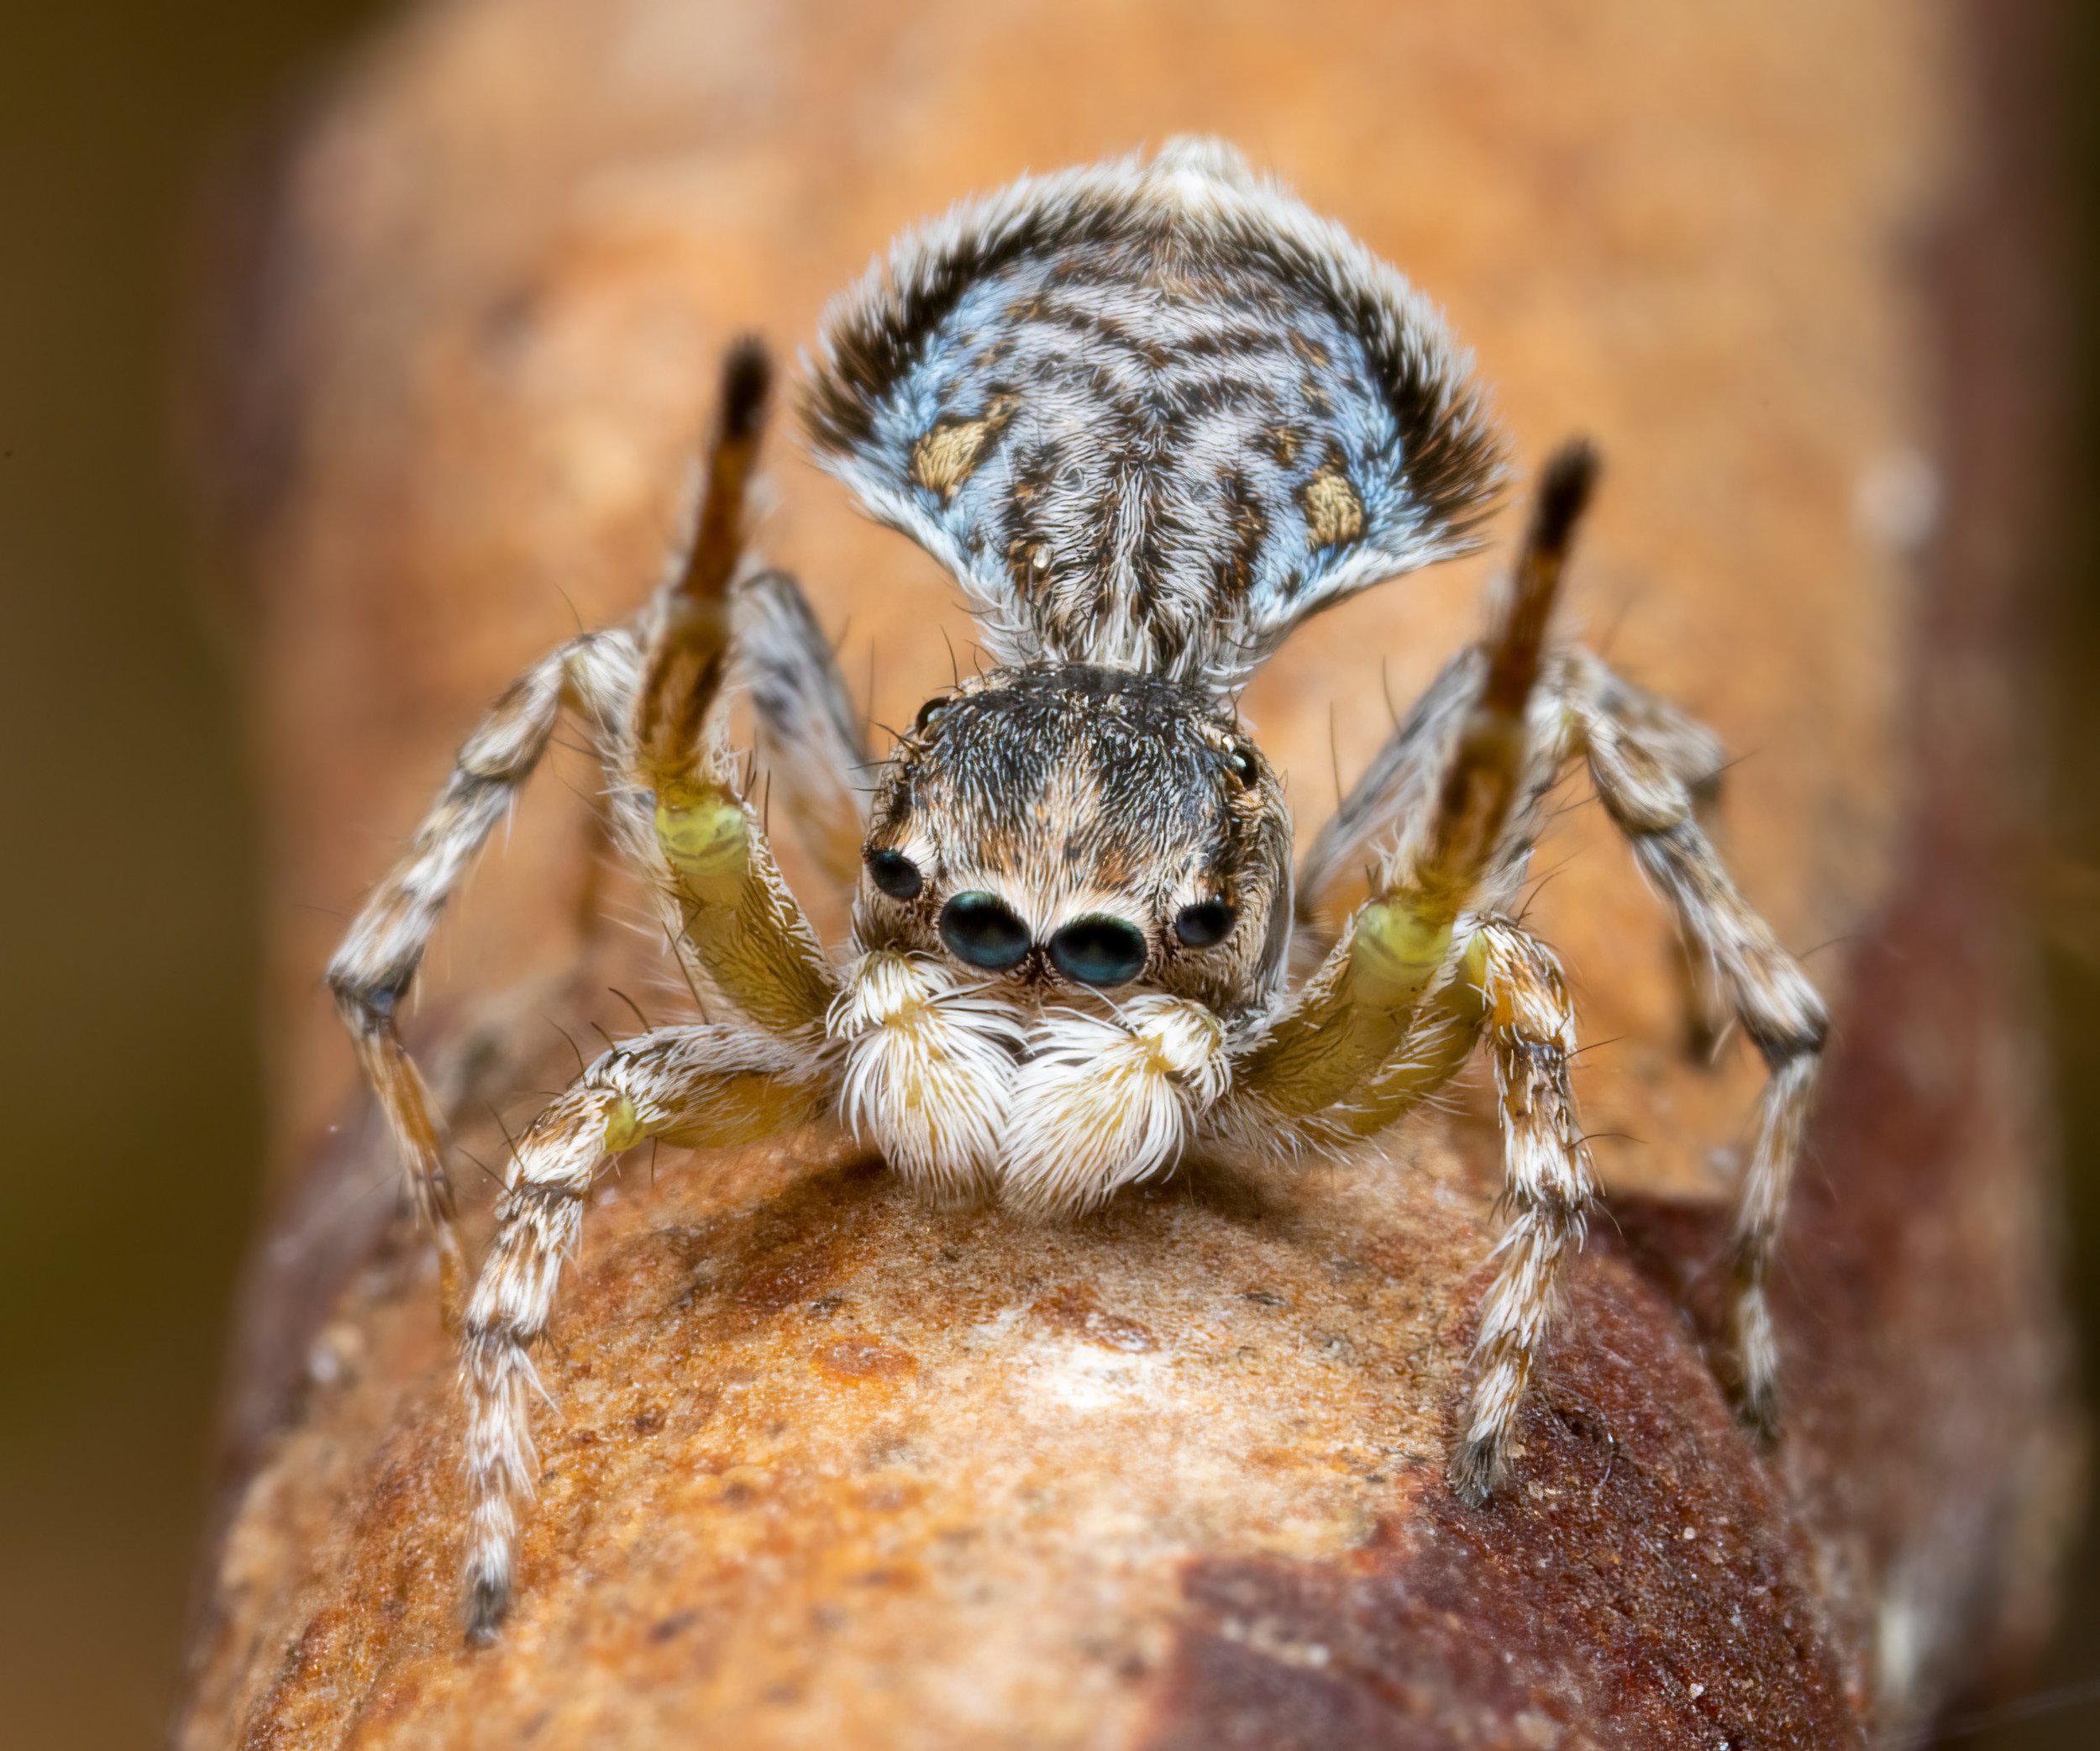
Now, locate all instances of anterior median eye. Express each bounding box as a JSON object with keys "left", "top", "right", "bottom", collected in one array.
[
  {"left": 1048, "top": 916, "right": 1148, "bottom": 987},
  {"left": 866, "top": 848, "right": 923, "bottom": 900},
  {"left": 940, "top": 891, "right": 1031, "bottom": 970},
  {"left": 1173, "top": 899, "right": 1236, "bottom": 947}
]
